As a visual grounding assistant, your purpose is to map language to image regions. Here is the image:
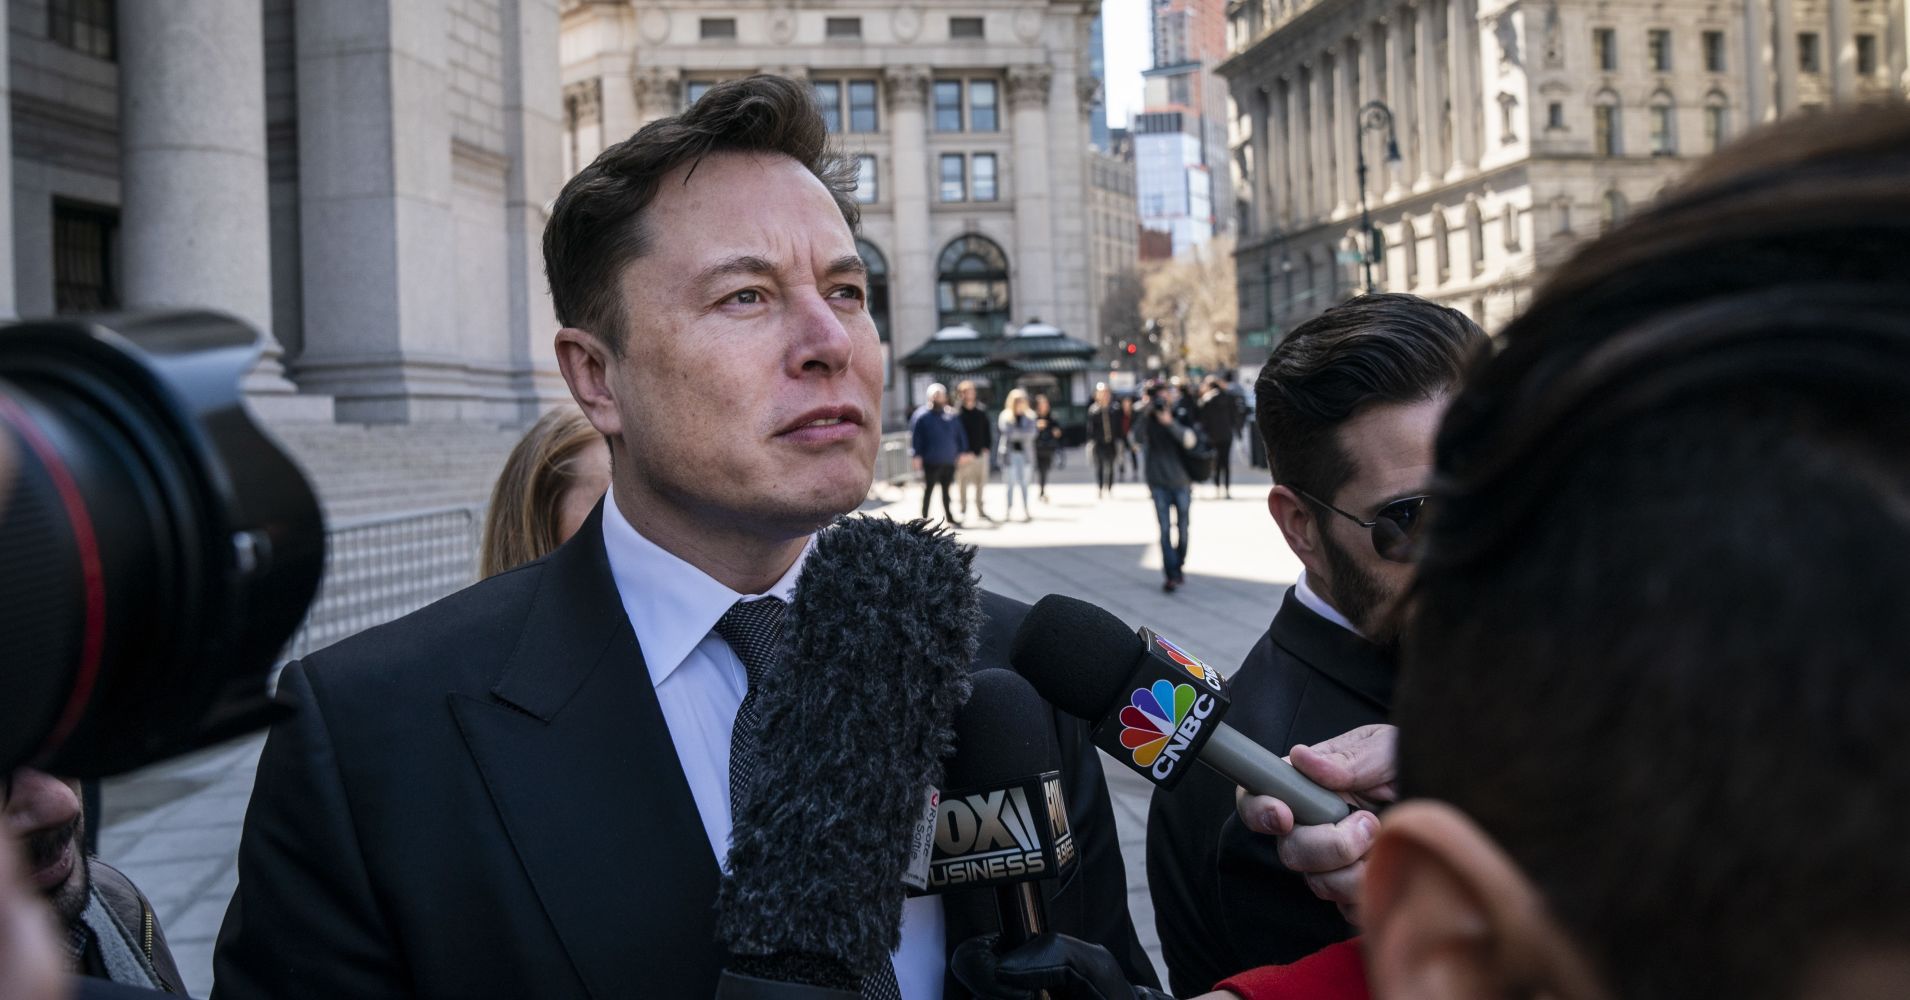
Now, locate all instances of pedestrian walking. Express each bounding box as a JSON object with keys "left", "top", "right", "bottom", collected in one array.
[
  {"left": 1087, "top": 382, "right": 1122, "bottom": 497},
  {"left": 1198, "top": 374, "right": 1244, "bottom": 499},
  {"left": 1137, "top": 379, "right": 1198, "bottom": 591},
  {"left": 1118, "top": 395, "right": 1140, "bottom": 481},
  {"left": 997, "top": 388, "right": 1037, "bottom": 521},
  {"left": 1033, "top": 393, "right": 1062, "bottom": 502},
  {"left": 953, "top": 380, "right": 994, "bottom": 522},
  {"left": 909, "top": 382, "right": 968, "bottom": 525}
]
